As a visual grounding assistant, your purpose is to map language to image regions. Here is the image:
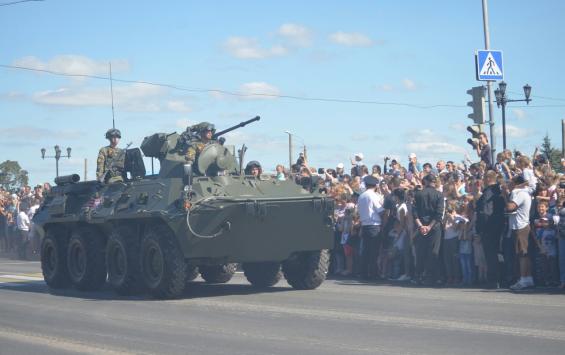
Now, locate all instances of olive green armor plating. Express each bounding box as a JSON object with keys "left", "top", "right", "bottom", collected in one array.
[{"left": 34, "top": 116, "right": 334, "bottom": 299}]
